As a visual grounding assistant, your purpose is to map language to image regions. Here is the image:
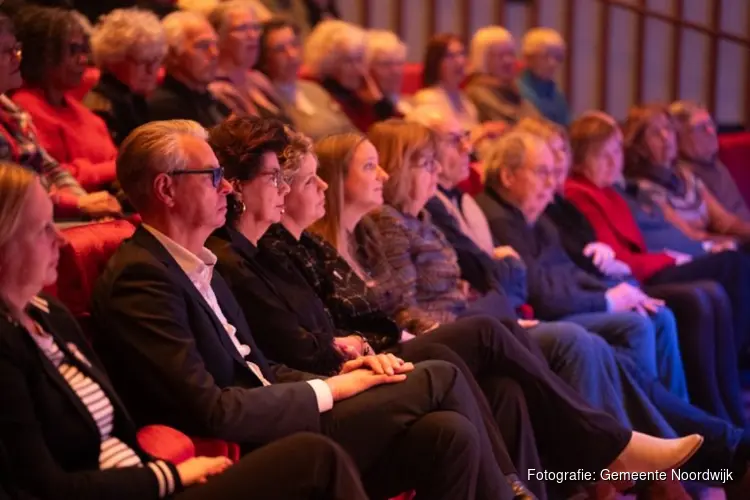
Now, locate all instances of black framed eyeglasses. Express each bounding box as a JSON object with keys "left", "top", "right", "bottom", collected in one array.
[{"left": 169, "top": 166, "right": 225, "bottom": 187}]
